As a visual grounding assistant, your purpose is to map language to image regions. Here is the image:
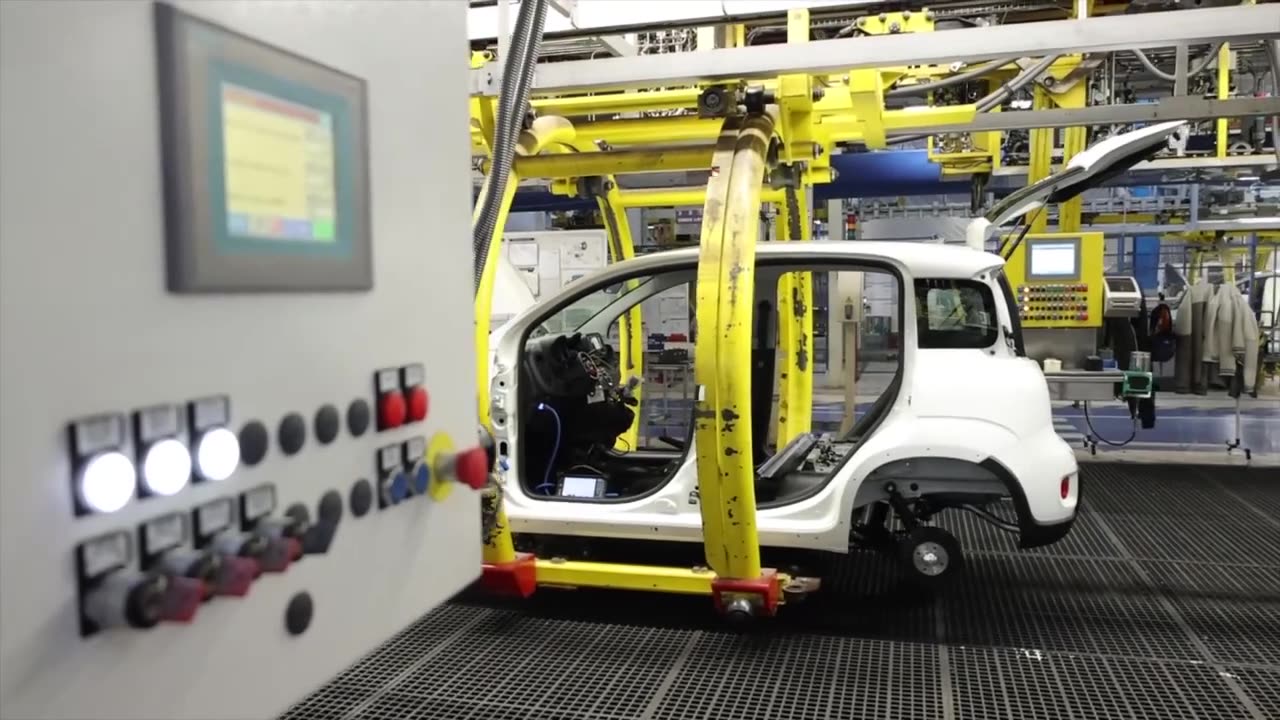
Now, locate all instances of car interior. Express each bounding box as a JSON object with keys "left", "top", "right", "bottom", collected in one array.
[{"left": 515, "top": 263, "right": 905, "bottom": 506}]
